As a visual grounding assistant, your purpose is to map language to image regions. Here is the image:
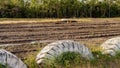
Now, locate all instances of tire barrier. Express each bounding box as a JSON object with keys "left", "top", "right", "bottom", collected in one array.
[
  {"left": 36, "top": 40, "right": 94, "bottom": 65},
  {"left": 101, "top": 37, "right": 120, "bottom": 56},
  {"left": 0, "top": 49, "right": 27, "bottom": 68}
]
